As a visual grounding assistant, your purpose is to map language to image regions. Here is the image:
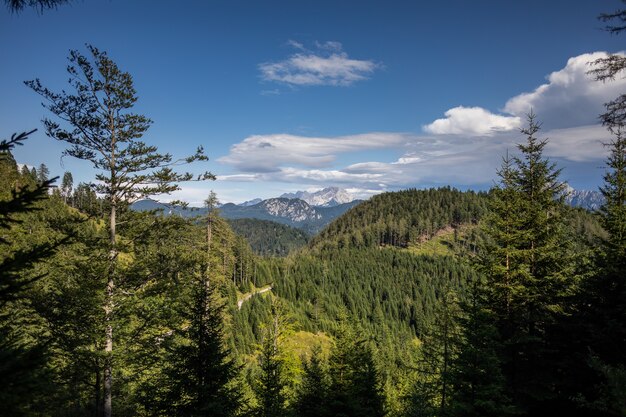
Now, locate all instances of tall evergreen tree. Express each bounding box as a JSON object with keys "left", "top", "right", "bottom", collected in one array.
[
  {"left": 61, "top": 171, "right": 73, "bottom": 205},
  {"left": 26, "top": 45, "right": 213, "bottom": 417},
  {"left": 448, "top": 279, "right": 514, "bottom": 417},
  {"left": 327, "top": 316, "right": 385, "bottom": 417},
  {"left": 255, "top": 302, "right": 287, "bottom": 417},
  {"left": 408, "top": 290, "right": 461, "bottom": 417},
  {"left": 0, "top": 130, "right": 65, "bottom": 416},
  {"left": 481, "top": 113, "right": 571, "bottom": 414},
  {"left": 36, "top": 162, "right": 49, "bottom": 185},
  {"left": 577, "top": 128, "right": 626, "bottom": 415},
  {"left": 160, "top": 282, "right": 242, "bottom": 417},
  {"left": 295, "top": 344, "right": 330, "bottom": 417}
]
